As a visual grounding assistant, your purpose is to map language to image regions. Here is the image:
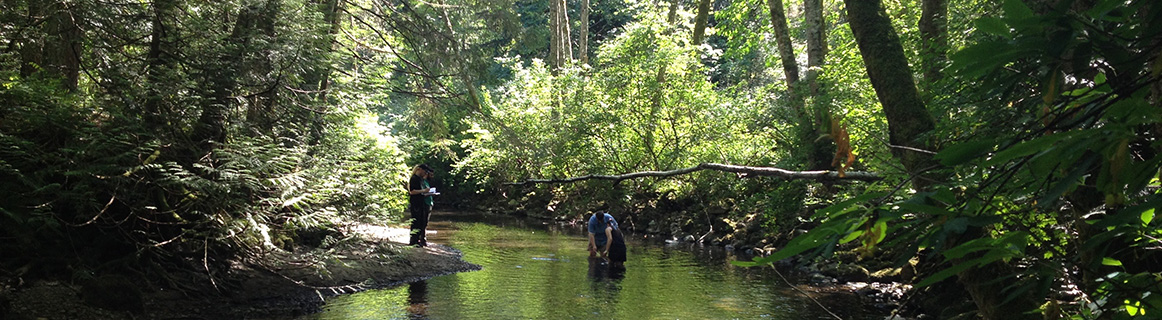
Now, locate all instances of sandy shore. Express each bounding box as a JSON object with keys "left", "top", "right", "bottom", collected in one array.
[{"left": 0, "top": 224, "right": 481, "bottom": 320}]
